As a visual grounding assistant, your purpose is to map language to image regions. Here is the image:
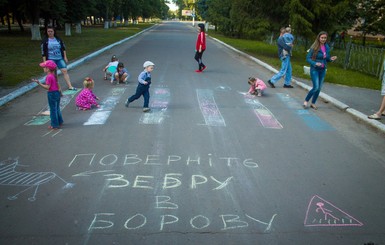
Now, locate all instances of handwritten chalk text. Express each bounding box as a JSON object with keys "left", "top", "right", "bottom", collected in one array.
[{"left": 68, "top": 153, "right": 258, "bottom": 169}]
